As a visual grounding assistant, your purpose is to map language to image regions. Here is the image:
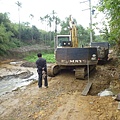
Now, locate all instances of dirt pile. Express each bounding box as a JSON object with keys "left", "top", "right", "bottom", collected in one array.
[
  {"left": 9, "top": 44, "right": 52, "bottom": 53},
  {"left": 7, "top": 44, "right": 54, "bottom": 58}
]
